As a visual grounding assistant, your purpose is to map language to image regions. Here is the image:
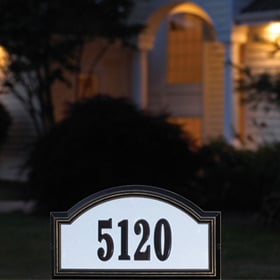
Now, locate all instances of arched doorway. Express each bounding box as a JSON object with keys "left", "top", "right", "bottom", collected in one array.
[{"left": 134, "top": 2, "right": 225, "bottom": 144}]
